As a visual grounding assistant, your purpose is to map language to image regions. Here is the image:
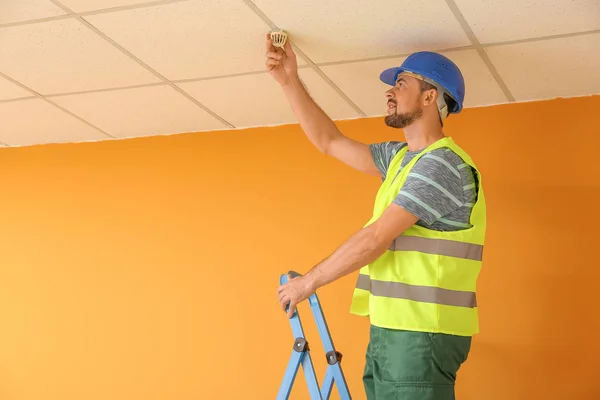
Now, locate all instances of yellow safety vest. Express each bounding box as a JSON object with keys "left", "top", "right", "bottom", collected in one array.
[{"left": 349, "top": 137, "right": 486, "bottom": 336}]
